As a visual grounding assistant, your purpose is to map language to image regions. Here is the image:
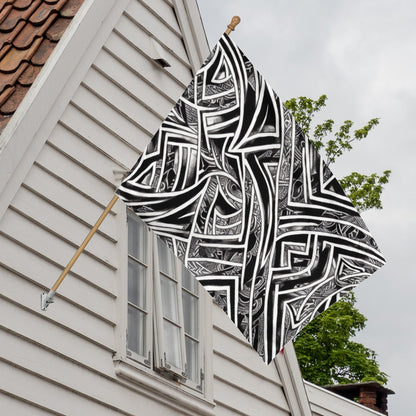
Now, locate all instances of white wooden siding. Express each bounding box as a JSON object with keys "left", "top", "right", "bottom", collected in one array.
[
  {"left": 59, "top": 104, "right": 141, "bottom": 170},
  {"left": 104, "top": 31, "right": 186, "bottom": 101},
  {"left": 212, "top": 304, "right": 291, "bottom": 416},
  {"left": 71, "top": 85, "right": 152, "bottom": 147},
  {"left": 0, "top": 392, "right": 59, "bottom": 416}
]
